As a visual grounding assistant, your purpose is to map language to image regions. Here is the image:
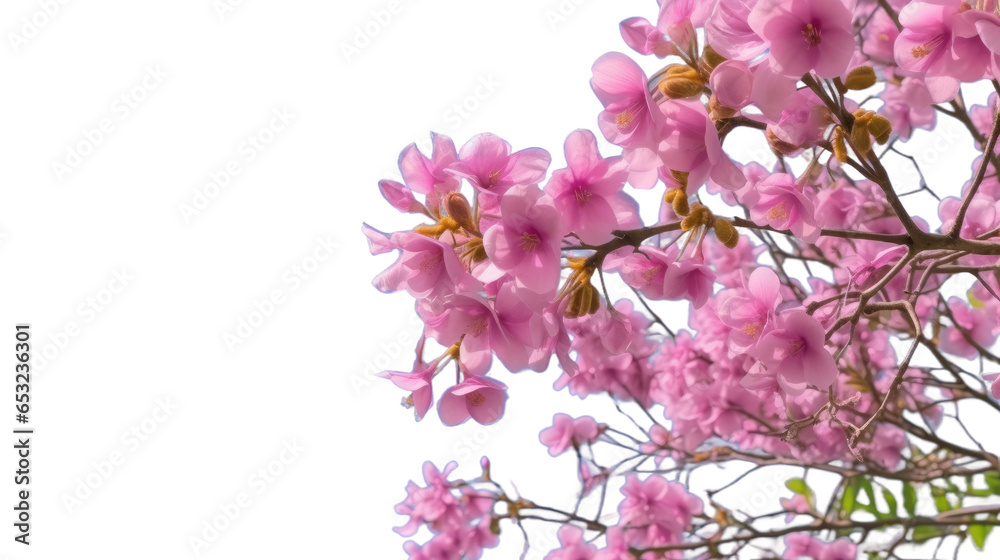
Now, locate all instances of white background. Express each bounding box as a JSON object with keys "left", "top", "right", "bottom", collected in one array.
[{"left": 0, "top": 0, "right": 996, "bottom": 559}]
